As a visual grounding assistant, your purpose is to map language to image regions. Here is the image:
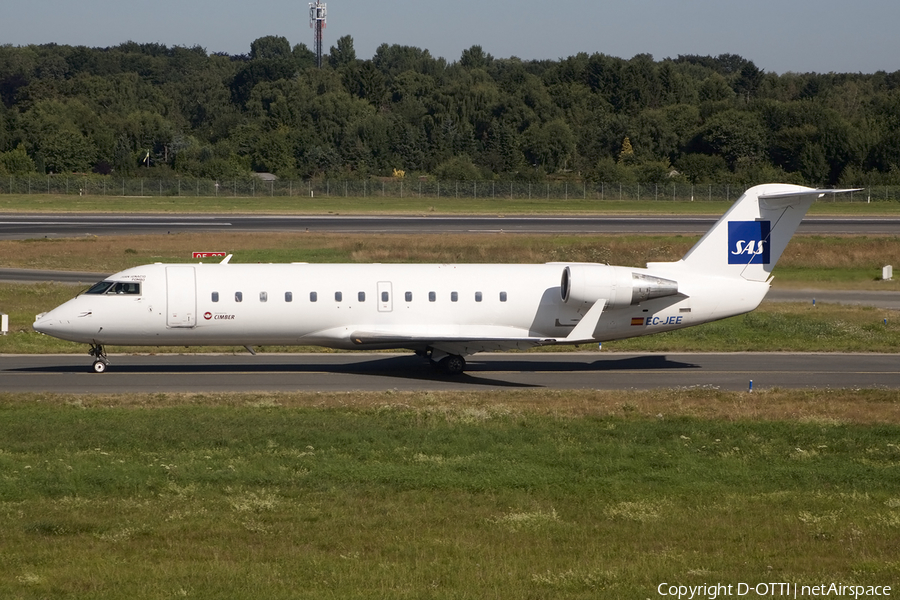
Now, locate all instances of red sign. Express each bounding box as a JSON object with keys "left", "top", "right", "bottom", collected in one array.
[{"left": 192, "top": 252, "right": 227, "bottom": 258}]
